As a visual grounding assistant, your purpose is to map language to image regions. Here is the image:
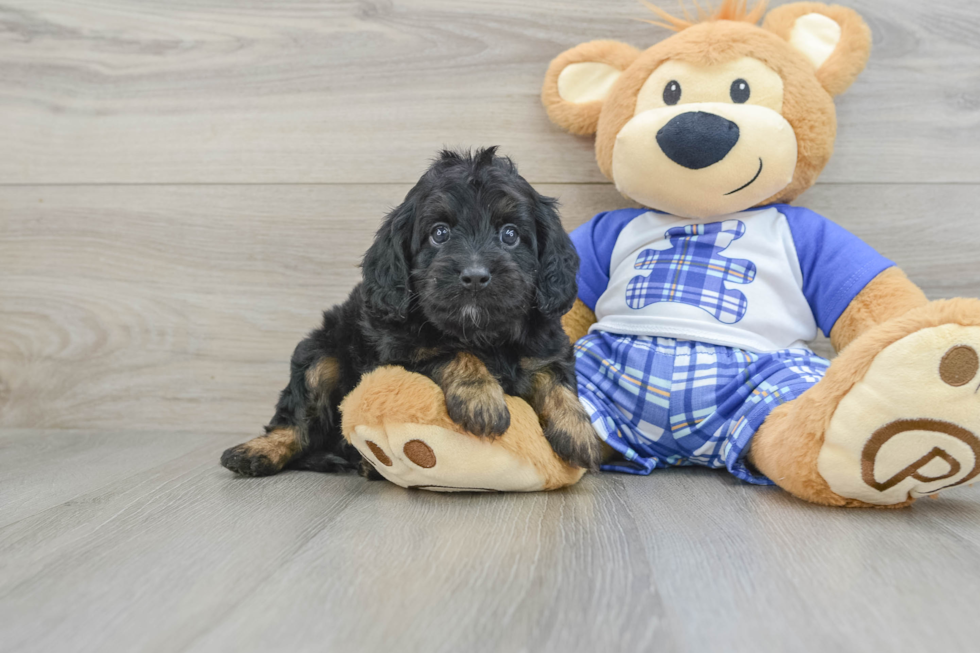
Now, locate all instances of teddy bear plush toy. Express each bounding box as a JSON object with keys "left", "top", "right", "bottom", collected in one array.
[{"left": 340, "top": 0, "right": 980, "bottom": 507}]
